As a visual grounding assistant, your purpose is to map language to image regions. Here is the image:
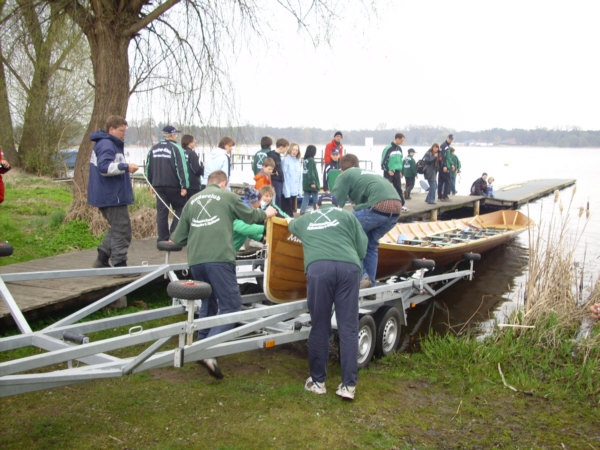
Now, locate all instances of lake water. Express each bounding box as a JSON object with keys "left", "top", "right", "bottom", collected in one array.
[{"left": 125, "top": 143, "right": 599, "bottom": 330}]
